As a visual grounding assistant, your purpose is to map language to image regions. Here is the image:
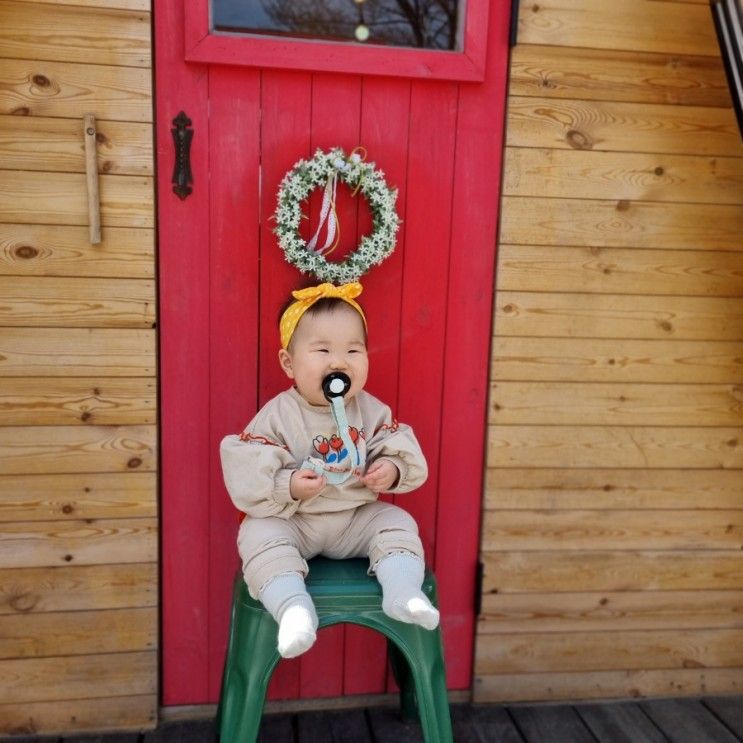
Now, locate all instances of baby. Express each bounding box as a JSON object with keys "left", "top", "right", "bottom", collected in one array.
[{"left": 220, "top": 282, "right": 439, "bottom": 659}]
